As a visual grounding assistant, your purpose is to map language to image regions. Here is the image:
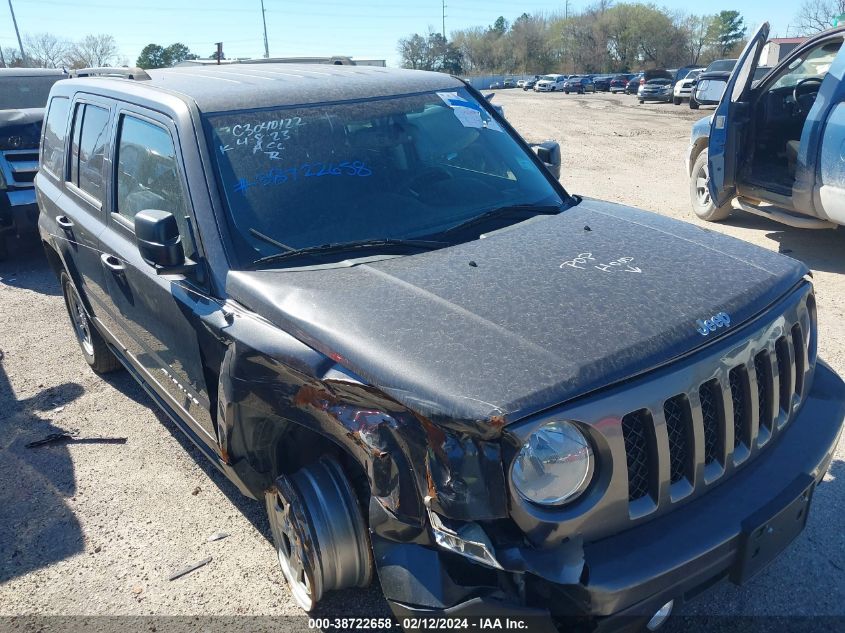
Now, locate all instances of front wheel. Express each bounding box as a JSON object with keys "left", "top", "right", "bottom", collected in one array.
[
  {"left": 690, "top": 149, "right": 733, "bottom": 221},
  {"left": 673, "top": 97, "right": 681, "bottom": 105},
  {"left": 689, "top": 95, "right": 700, "bottom": 110},
  {"left": 265, "top": 457, "right": 373, "bottom": 612}
]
